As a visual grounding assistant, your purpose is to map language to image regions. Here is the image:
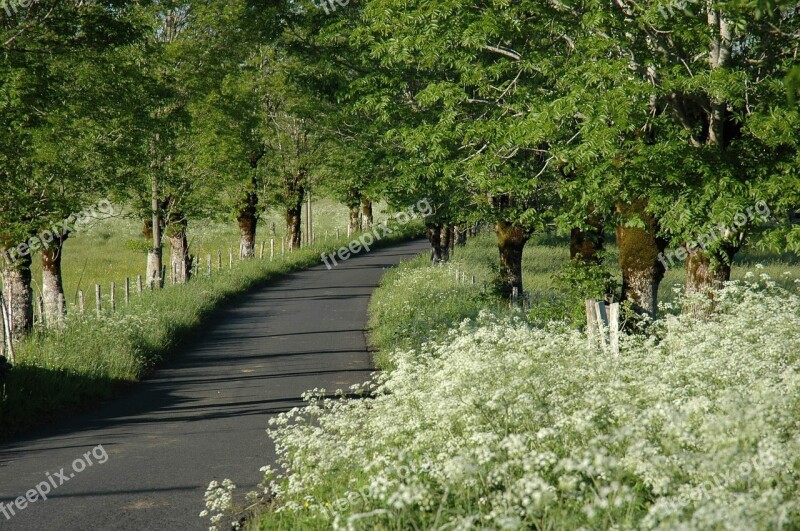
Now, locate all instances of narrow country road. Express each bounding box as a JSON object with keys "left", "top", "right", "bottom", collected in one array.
[{"left": 0, "top": 239, "right": 428, "bottom": 530}]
